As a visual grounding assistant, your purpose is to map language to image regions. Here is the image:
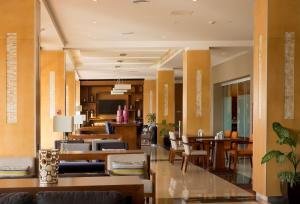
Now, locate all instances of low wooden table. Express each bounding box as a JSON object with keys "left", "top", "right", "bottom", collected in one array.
[{"left": 0, "top": 176, "right": 144, "bottom": 203}]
